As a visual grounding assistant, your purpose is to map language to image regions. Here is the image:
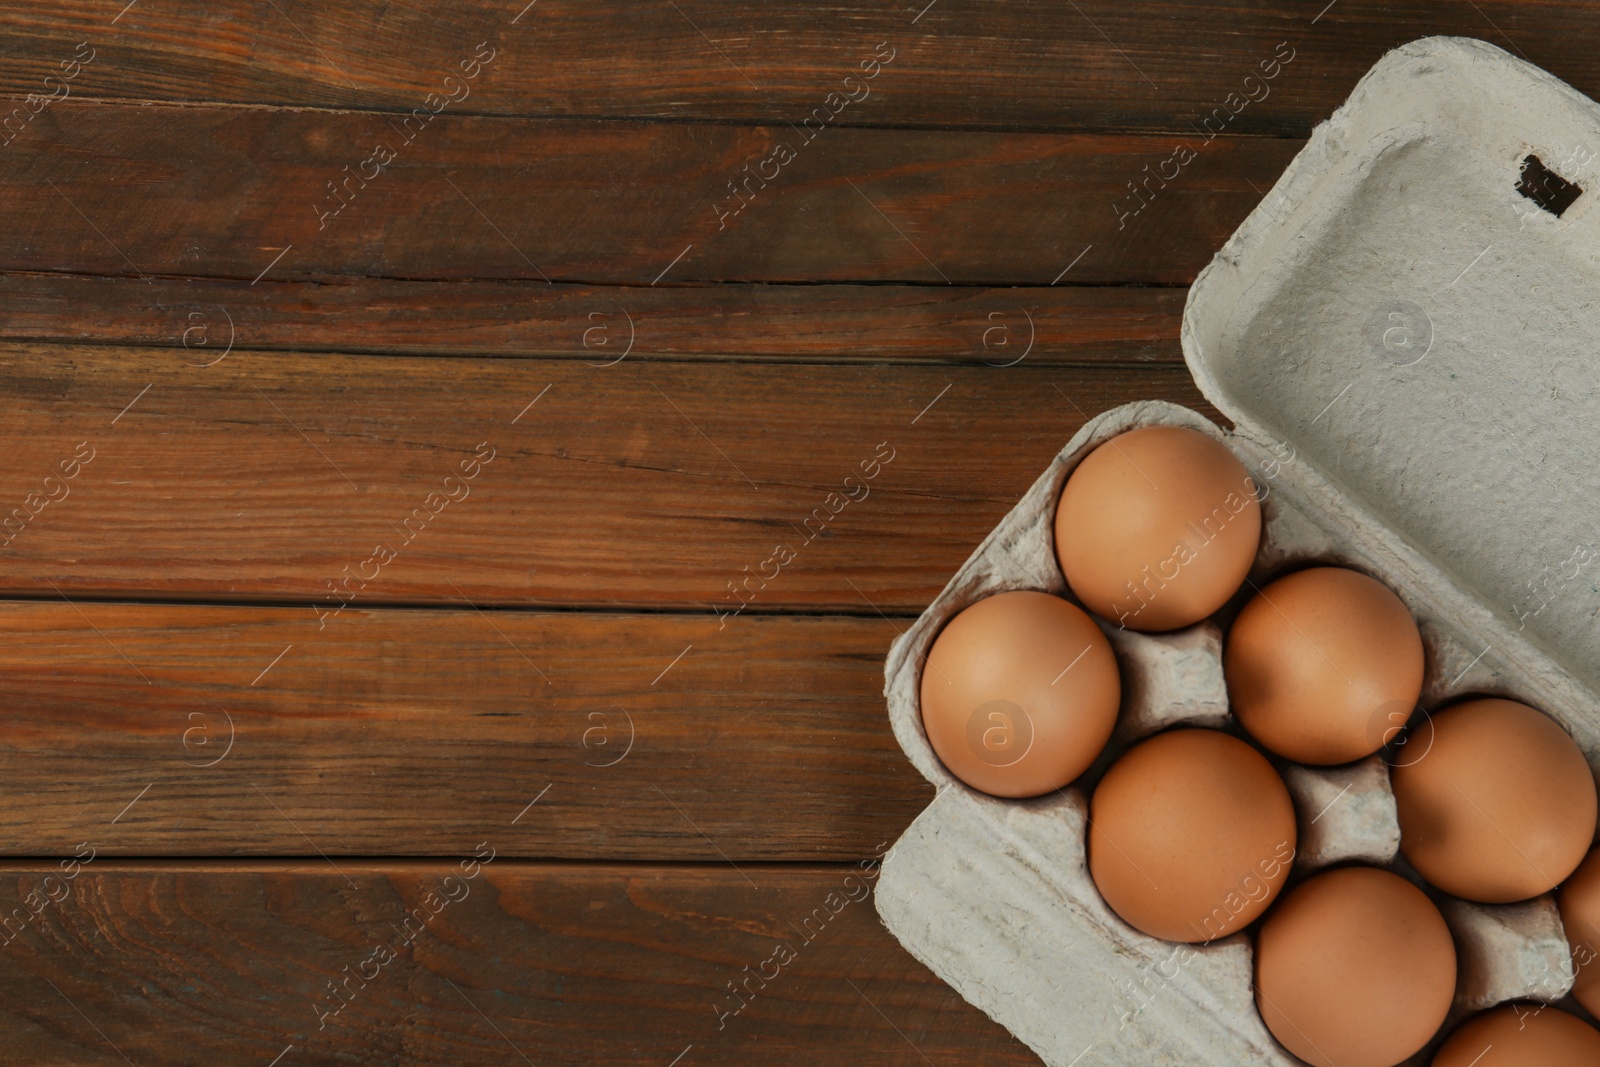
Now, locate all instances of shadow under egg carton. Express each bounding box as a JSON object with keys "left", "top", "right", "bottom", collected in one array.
[{"left": 878, "top": 34, "right": 1600, "bottom": 1065}]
